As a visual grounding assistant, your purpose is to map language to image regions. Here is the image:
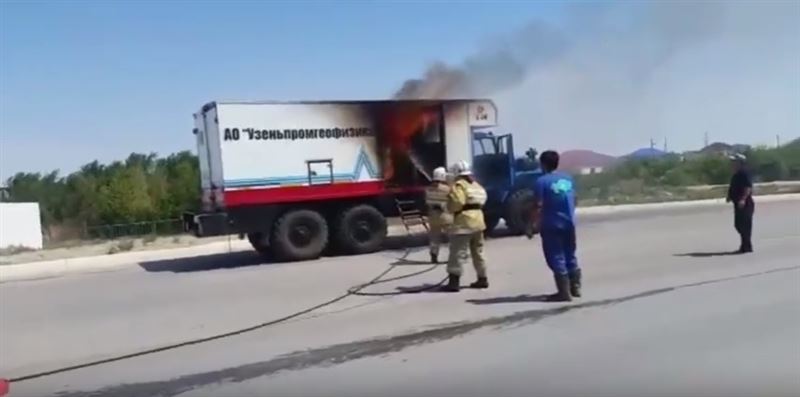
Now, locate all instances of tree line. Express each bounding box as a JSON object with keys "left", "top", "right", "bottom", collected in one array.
[
  {"left": 2, "top": 138, "right": 798, "bottom": 239},
  {"left": 575, "top": 138, "right": 800, "bottom": 203},
  {"left": 3, "top": 152, "right": 200, "bottom": 237}
]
